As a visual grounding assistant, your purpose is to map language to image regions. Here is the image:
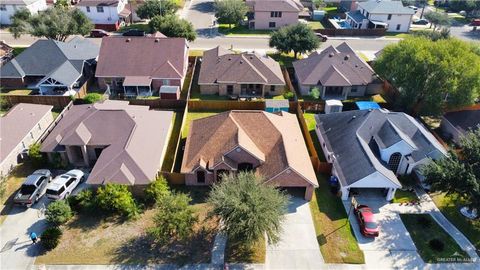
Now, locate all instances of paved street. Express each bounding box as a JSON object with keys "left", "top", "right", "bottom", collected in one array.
[
  {"left": 182, "top": 0, "right": 217, "bottom": 37},
  {"left": 265, "top": 198, "right": 324, "bottom": 270}
]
